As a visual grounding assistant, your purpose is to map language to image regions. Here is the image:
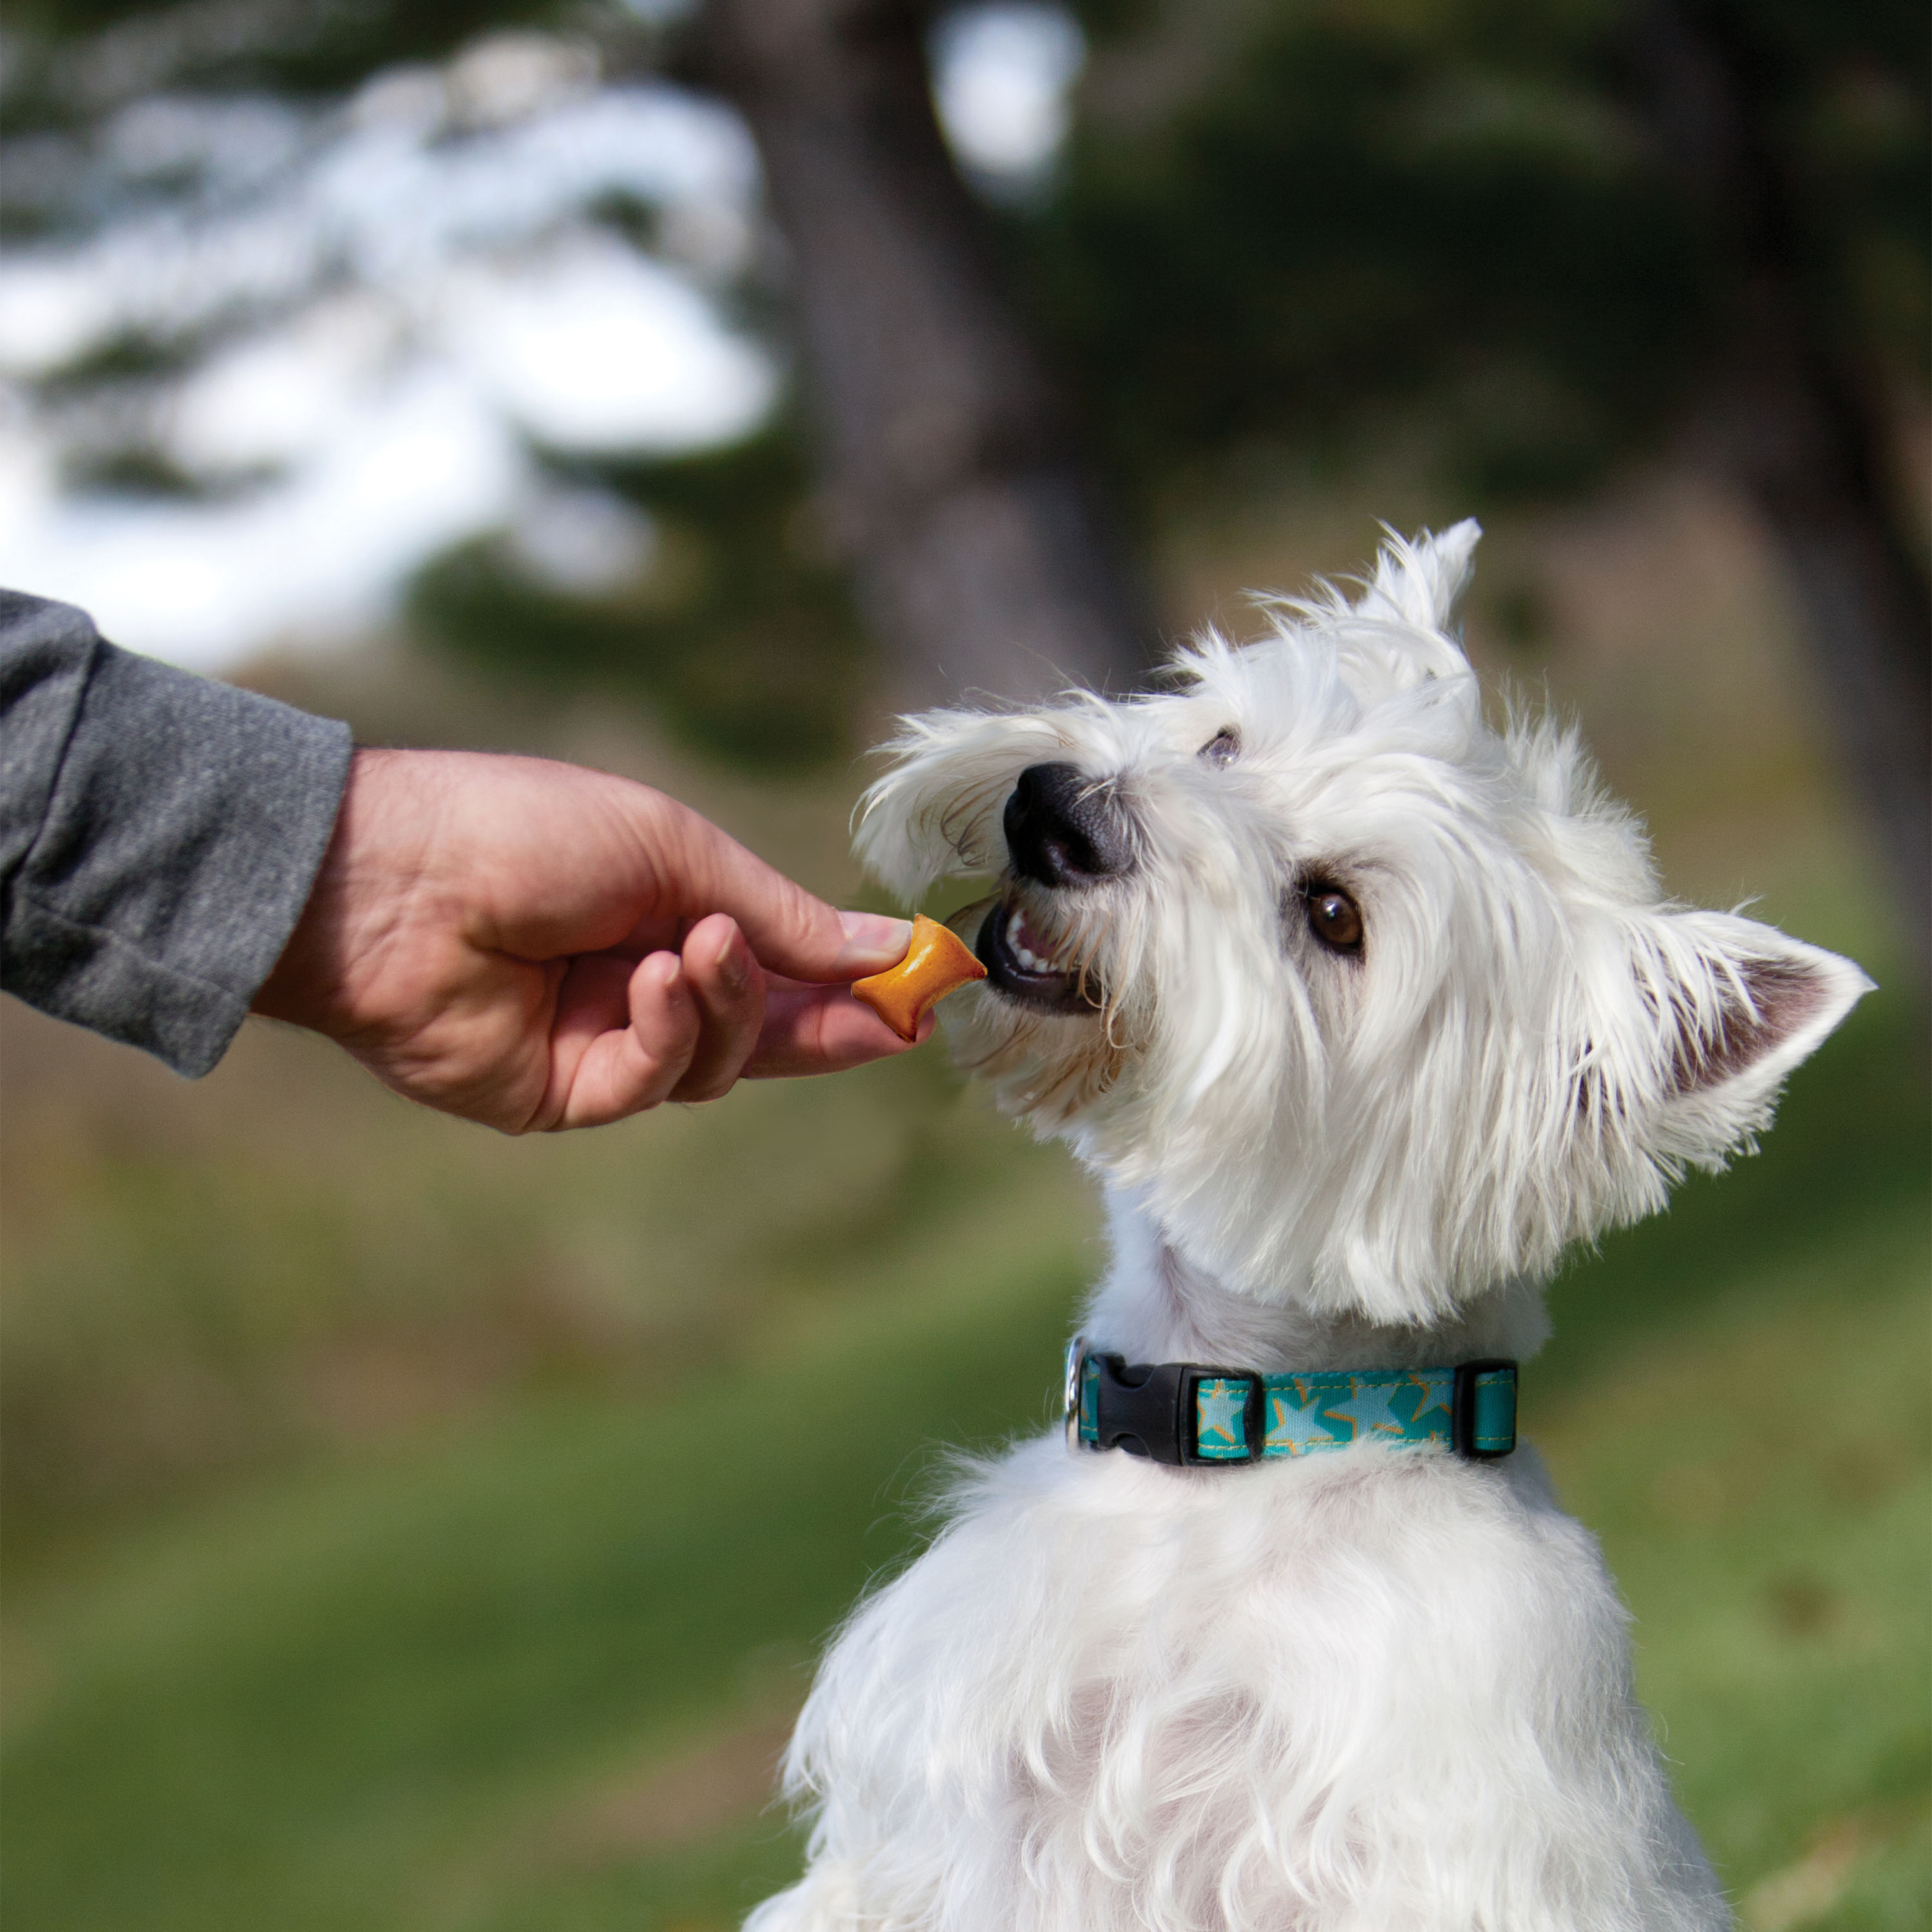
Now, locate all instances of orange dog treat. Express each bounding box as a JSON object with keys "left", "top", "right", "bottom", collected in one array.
[{"left": 850, "top": 913, "right": 987, "bottom": 1040}]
